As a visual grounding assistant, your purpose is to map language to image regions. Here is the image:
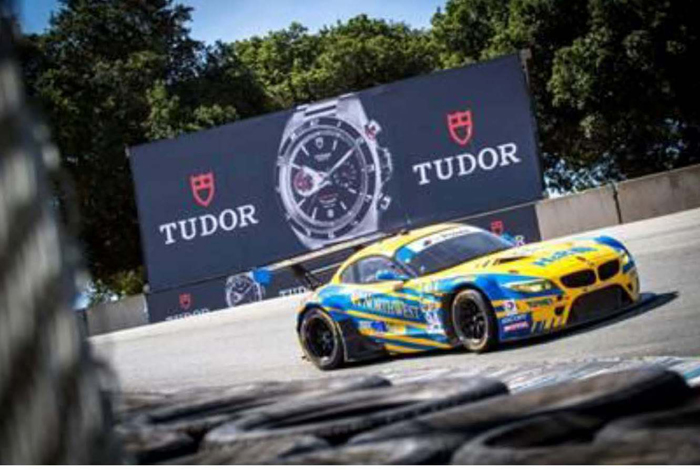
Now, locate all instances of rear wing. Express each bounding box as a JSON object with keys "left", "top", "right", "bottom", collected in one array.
[{"left": 266, "top": 231, "right": 391, "bottom": 290}]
